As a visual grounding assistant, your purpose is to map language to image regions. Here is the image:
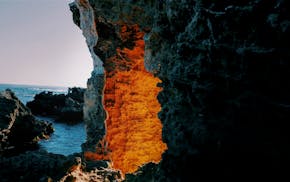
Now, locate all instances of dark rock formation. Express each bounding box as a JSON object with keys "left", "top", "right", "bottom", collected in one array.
[
  {"left": 1, "top": 147, "right": 120, "bottom": 182},
  {"left": 0, "top": 150, "right": 85, "bottom": 182},
  {"left": 27, "top": 87, "right": 85, "bottom": 124},
  {"left": 0, "top": 89, "right": 53, "bottom": 155},
  {"left": 124, "top": 162, "right": 159, "bottom": 182},
  {"left": 71, "top": 0, "right": 290, "bottom": 181},
  {"left": 0, "top": 148, "right": 122, "bottom": 182}
]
